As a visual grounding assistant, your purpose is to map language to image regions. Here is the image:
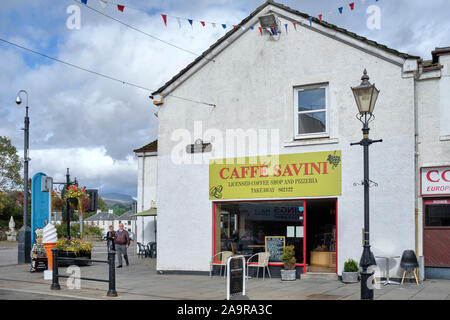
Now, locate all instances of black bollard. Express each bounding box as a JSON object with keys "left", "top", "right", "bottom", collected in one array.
[
  {"left": 51, "top": 248, "right": 61, "bottom": 290},
  {"left": 107, "top": 250, "right": 118, "bottom": 297}
]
